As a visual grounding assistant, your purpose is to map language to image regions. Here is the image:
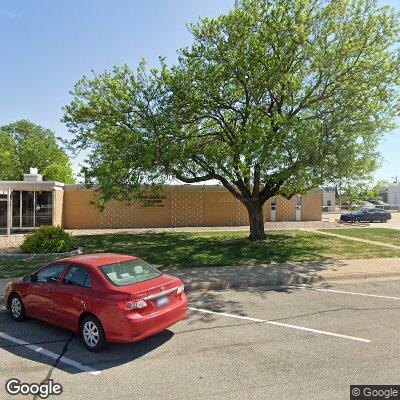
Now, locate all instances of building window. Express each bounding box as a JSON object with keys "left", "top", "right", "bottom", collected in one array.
[
  {"left": 10, "top": 190, "right": 53, "bottom": 229},
  {"left": 0, "top": 197, "right": 6, "bottom": 229},
  {"left": 12, "top": 191, "right": 20, "bottom": 227},
  {"left": 36, "top": 191, "right": 53, "bottom": 226},
  {"left": 21, "top": 191, "right": 34, "bottom": 227}
]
